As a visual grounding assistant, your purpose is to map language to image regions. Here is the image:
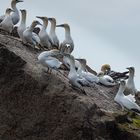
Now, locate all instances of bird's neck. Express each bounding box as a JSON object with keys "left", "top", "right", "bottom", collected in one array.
[
  {"left": 21, "top": 13, "right": 26, "bottom": 25},
  {"left": 42, "top": 21, "right": 48, "bottom": 30},
  {"left": 29, "top": 24, "right": 35, "bottom": 31},
  {"left": 49, "top": 22, "right": 56, "bottom": 35},
  {"left": 117, "top": 85, "right": 125, "bottom": 95},
  {"left": 128, "top": 72, "right": 134, "bottom": 80},
  {"left": 11, "top": 2, "right": 18, "bottom": 12},
  {"left": 65, "top": 27, "right": 71, "bottom": 38},
  {"left": 77, "top": 63, "right": 85, "bottom": 73},
  {"left": 69, "top": 59, "right": 77, "bottom": 75},
  {"left": 5, "top": 12, "right": 11, "bottom": 17}
]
